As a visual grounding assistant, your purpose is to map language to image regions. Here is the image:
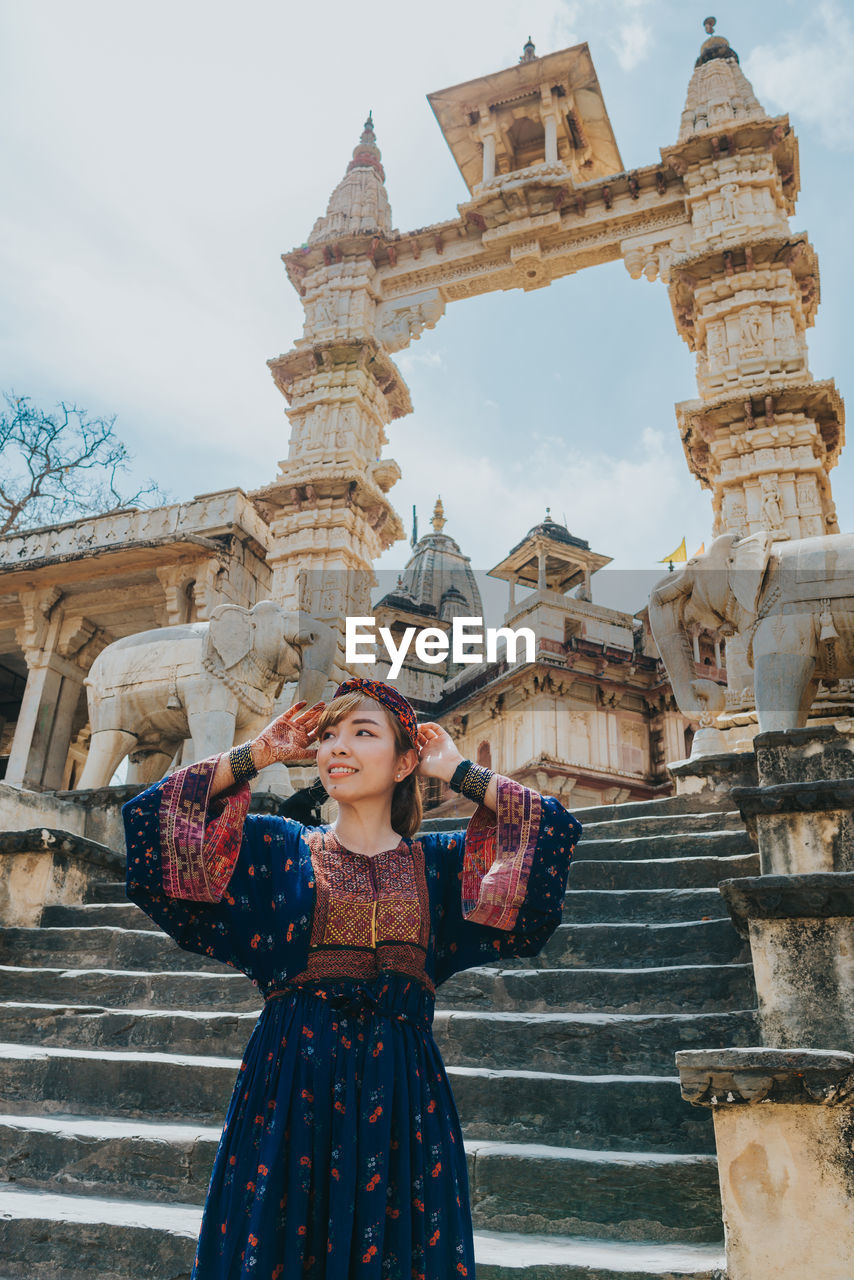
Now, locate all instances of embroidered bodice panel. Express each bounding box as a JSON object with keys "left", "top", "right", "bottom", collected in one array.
[{"left": 291, "top": 828, "right": 434, "bottom": 994}]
